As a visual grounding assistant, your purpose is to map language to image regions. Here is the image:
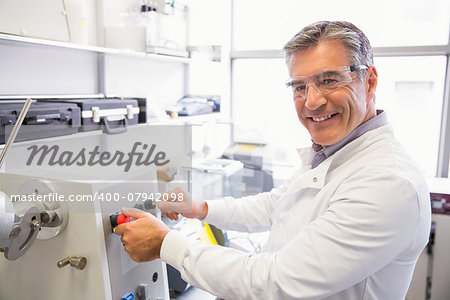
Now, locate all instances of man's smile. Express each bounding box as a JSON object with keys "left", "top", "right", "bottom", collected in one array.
[{"left": 308, "top": 113, "right": 338, "bottom": 122}]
